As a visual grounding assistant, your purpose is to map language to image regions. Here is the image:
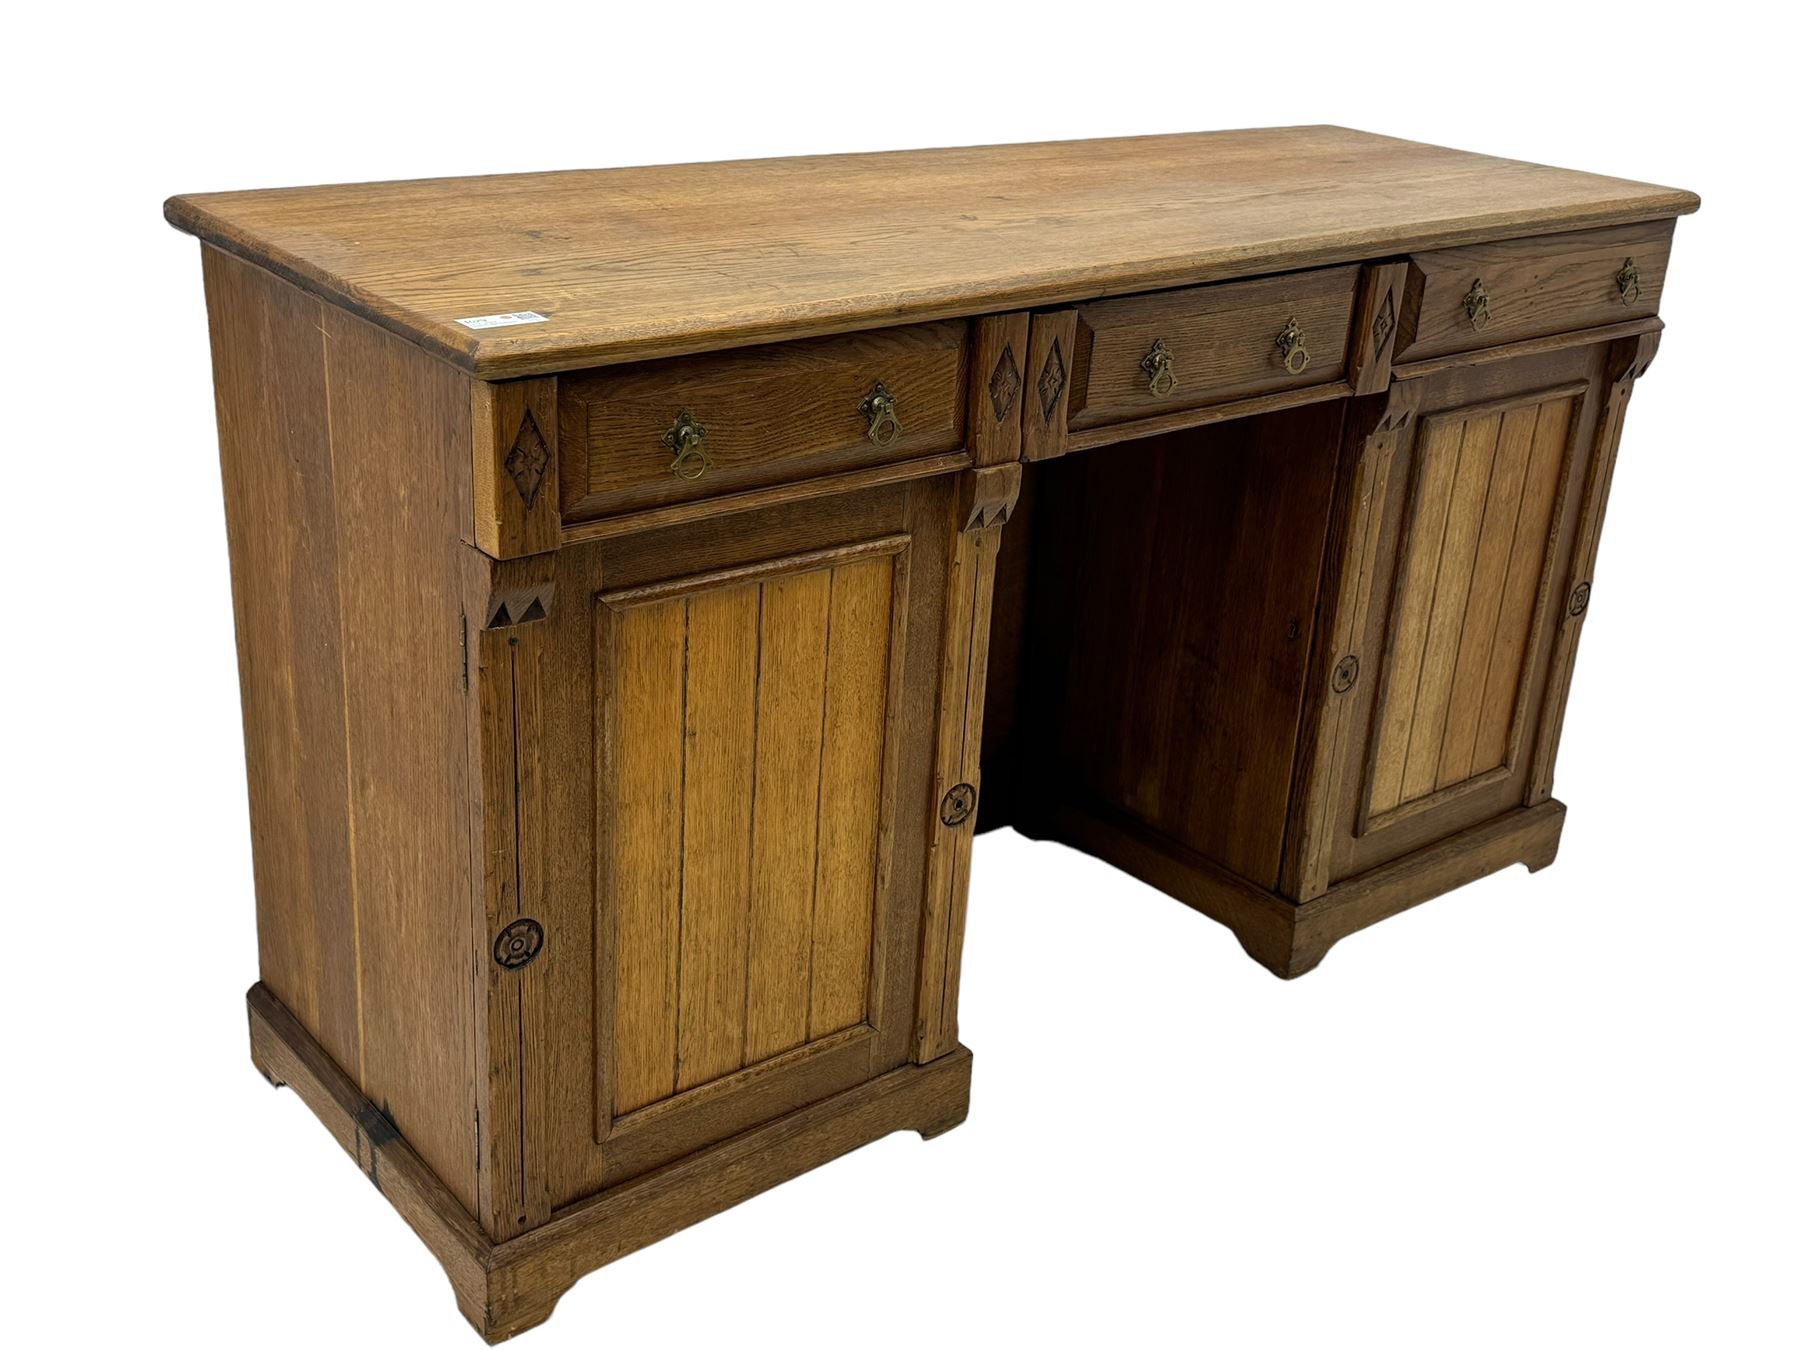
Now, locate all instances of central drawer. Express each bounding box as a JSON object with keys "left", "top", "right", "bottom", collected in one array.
[
  {"left": 1065, "top": 264, "right": 1363, "bottom": 433},
  {"left": 558, "top": 320, "right": 969, "bottom": 524}
]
